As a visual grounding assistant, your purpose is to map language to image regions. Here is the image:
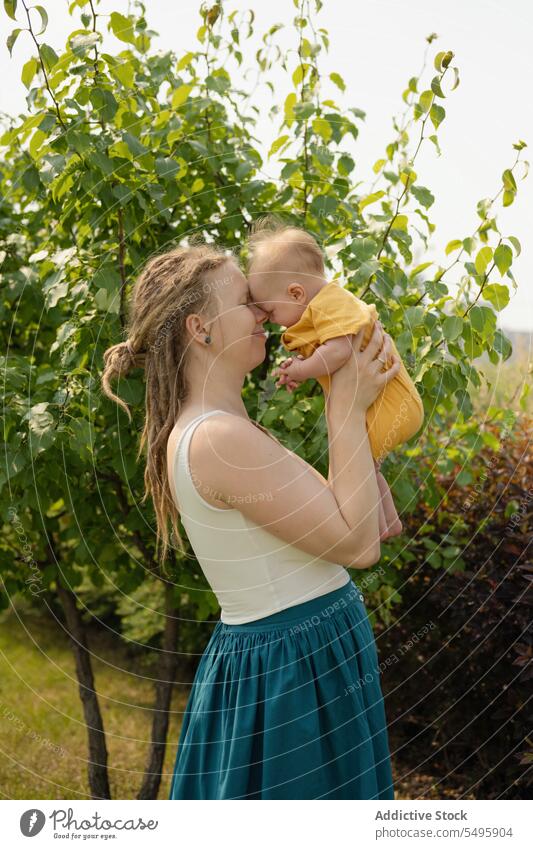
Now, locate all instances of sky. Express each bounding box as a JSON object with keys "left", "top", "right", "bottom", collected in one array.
[{"left": 1, "top": 0, "right": 532, "bottom": 334}]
